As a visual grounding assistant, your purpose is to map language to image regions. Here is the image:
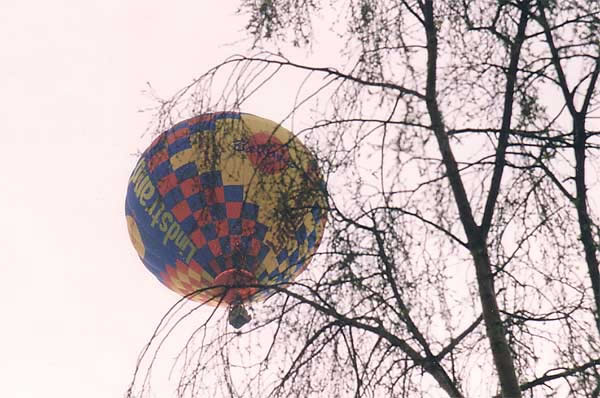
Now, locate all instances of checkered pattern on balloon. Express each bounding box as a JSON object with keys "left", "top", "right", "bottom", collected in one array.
[{"left": 125, "top": 112, "right": 327, "bottom": 319}]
